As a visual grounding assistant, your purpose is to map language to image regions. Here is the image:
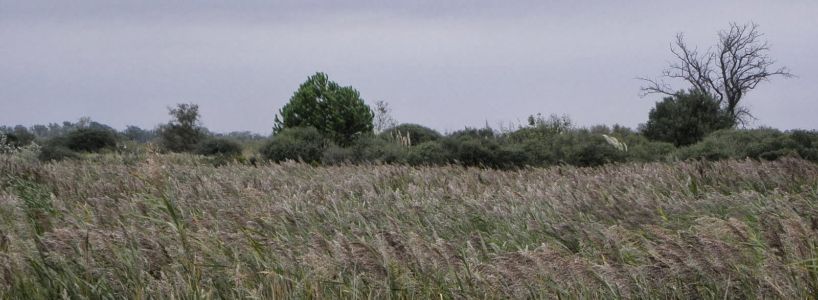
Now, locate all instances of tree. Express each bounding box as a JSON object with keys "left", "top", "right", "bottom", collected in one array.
[
  {"left": 159, "top": 103, "right": 206, "bottom": 152},
  {"left": 0, "top": 125, "right": 36, "bottom": 147},
  {"left": 274, "top": 72, "right": 374, "bottom": 146},
  {"left": 373, "top": 100, "right": 398, "bottom": 133},
  {"left": 642, "top": 90, "right": 733, "bottom": 146},
  {"left": 640, "top": 23, "right": 793, "bottom": 125}
]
